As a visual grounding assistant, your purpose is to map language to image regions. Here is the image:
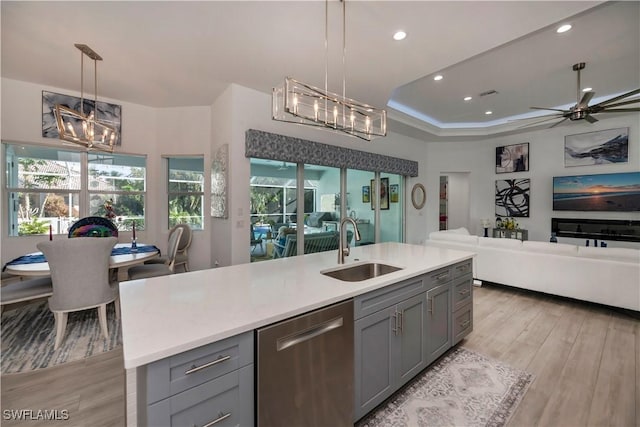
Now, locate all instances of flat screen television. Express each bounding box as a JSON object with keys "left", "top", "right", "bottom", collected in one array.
[{"left": 552, "top": 171, "right": 640, "bottom": 212}]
